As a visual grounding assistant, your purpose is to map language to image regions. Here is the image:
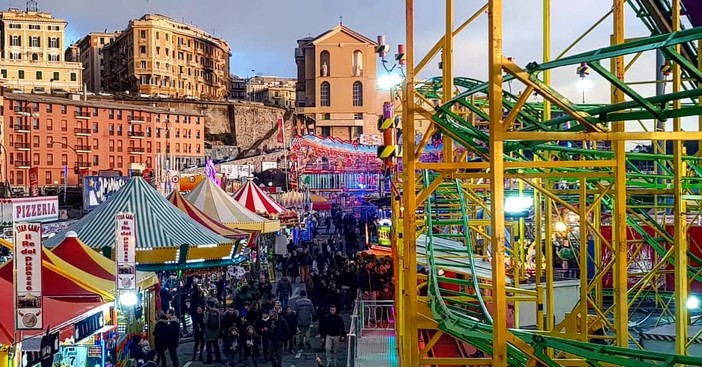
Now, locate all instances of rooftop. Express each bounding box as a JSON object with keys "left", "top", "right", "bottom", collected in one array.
[{"left": 3, "top": 93, "right": 204, "bottom": 116}]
